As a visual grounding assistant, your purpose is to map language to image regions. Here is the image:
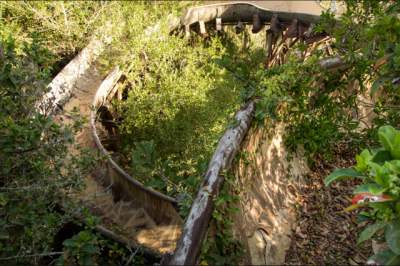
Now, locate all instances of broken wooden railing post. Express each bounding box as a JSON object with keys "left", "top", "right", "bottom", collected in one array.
[
  {"left": 199, "top": 20, "right": 206, "bottom": 35},
  {"left": 216, "top": 17, "right": 222, "bottom": 32},
  {"left": 252, "top": 13, "right": 263, "bottom": 33},
  {"left": 234, "top": 20, "right": 245, "bottom": 34},
  {"left": 162, "top": 100, "right": 256, "bottom": 266}
]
